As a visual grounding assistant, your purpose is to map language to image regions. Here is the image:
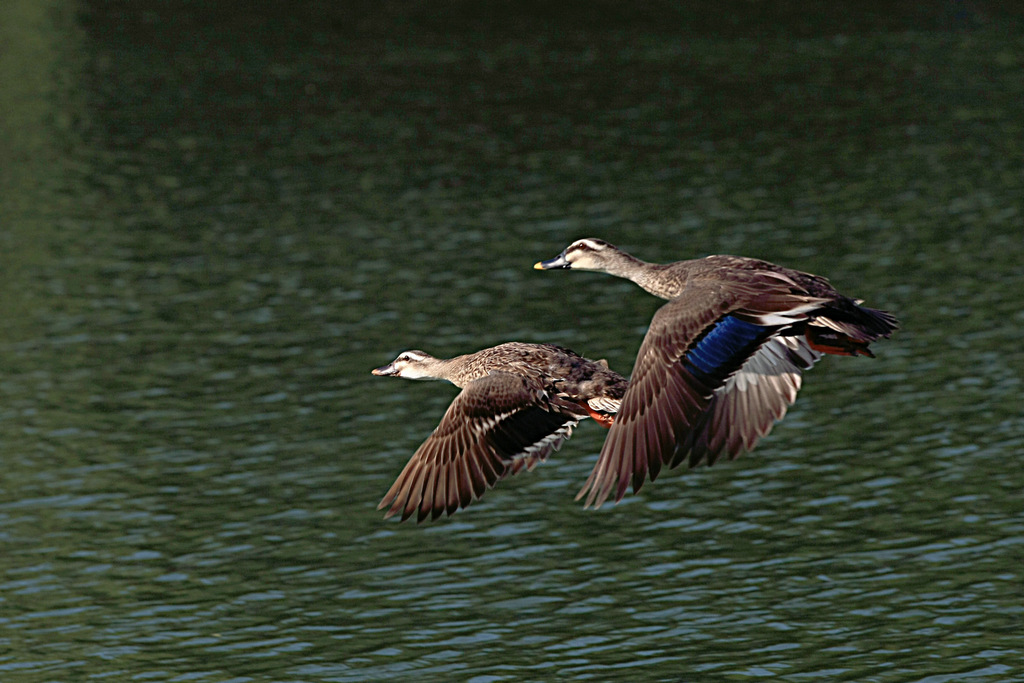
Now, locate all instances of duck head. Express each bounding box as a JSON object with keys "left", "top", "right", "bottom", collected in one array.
[
  {"left": 534, "top": 238, "right": 620, "bottom": 272},
  {"left": 371, "top": 350, "right": 438, "bottom": 380}
]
